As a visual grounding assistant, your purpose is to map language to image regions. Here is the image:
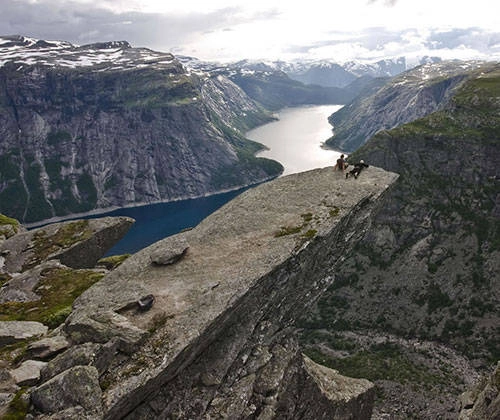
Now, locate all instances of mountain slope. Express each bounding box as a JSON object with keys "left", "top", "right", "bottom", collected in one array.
[
  {"left": 300, "top": 62, "right": 500, "bottom": 418},
  {"left": 0, "top": 36, "right": 282, "bottom": 223},
  {"left": 179, "top": 57, "right": 353, "bottom": 110},
  {"left": 325, "top": 60, "right": 486, "bottom": 152}
]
